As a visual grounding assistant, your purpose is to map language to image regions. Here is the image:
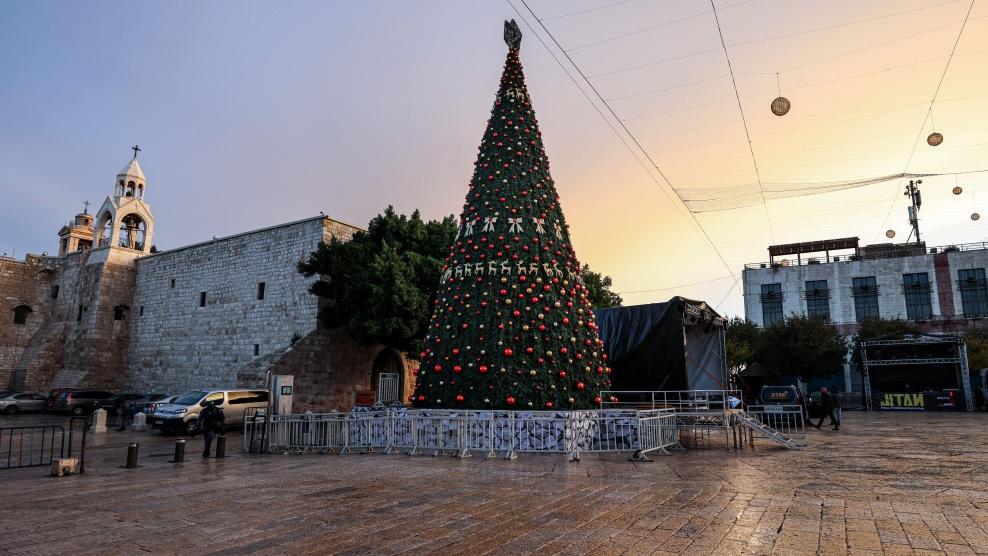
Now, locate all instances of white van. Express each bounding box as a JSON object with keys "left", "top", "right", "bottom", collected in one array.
[{"left": 151, "top": 389, "right": 268, "bottom": 435}]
